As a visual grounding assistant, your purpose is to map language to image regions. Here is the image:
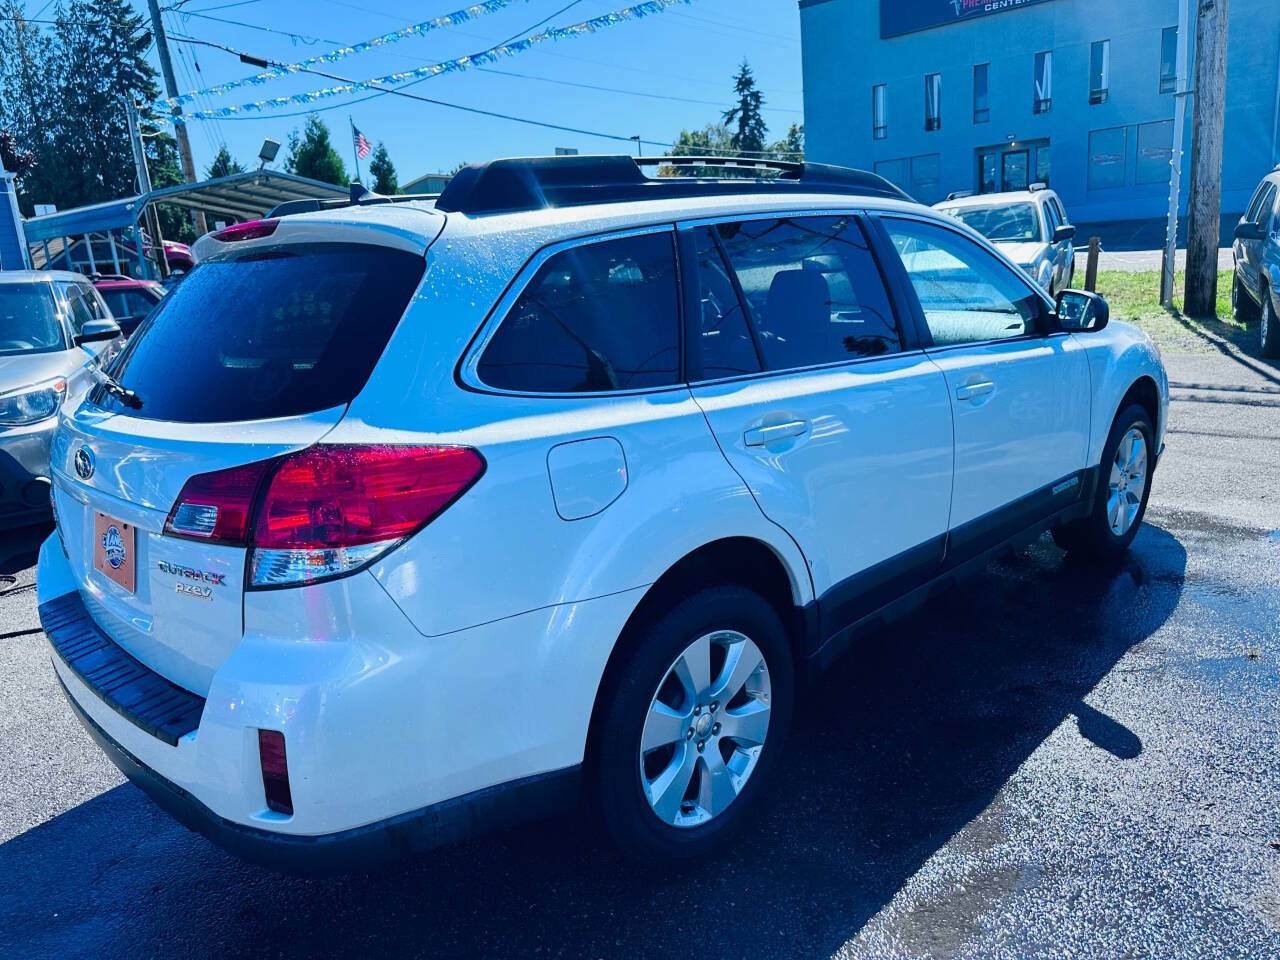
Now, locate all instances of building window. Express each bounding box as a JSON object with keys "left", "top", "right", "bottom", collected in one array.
[
  {"left": 1136, "top": 119, "right": 1175, "bottom": 184},
  {"left": 1087, "top": 126, "right": 1127, "bottom": 190},
  {"left": 1035, "top": 145, "right": 1051, "bottom": 186},
  {"left": 910, "top": 153, "right": 941, "bottom": 203},
  {"left": 973, "top": 63, "right": 990, "bottom": 124},
  {"left": 1089, "top": 40, "right": 1110, "bottom": 104},
  {"left": 1033, "top": 51, "right": 1052, "bottom": 113},
  {"left": 978, "top": 152, "right": 999, "bottom": 193},
  {"left": 925, "top": 73, "right": 942, "bottom": 131},
  {"left": 1159, "top": 26, "right": 1178, "bottom": 94},
  {"left": 872, "top": 83, "right": 888, "bottom": 140},
  {"left": 874, "top": 155, "right": 941, "bottom": 204}
]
